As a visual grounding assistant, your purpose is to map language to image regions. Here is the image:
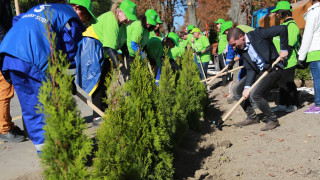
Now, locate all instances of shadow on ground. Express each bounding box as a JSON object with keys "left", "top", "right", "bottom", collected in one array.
[{"left": 173, "top": 95, "right": 224, "bottom": 179}]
